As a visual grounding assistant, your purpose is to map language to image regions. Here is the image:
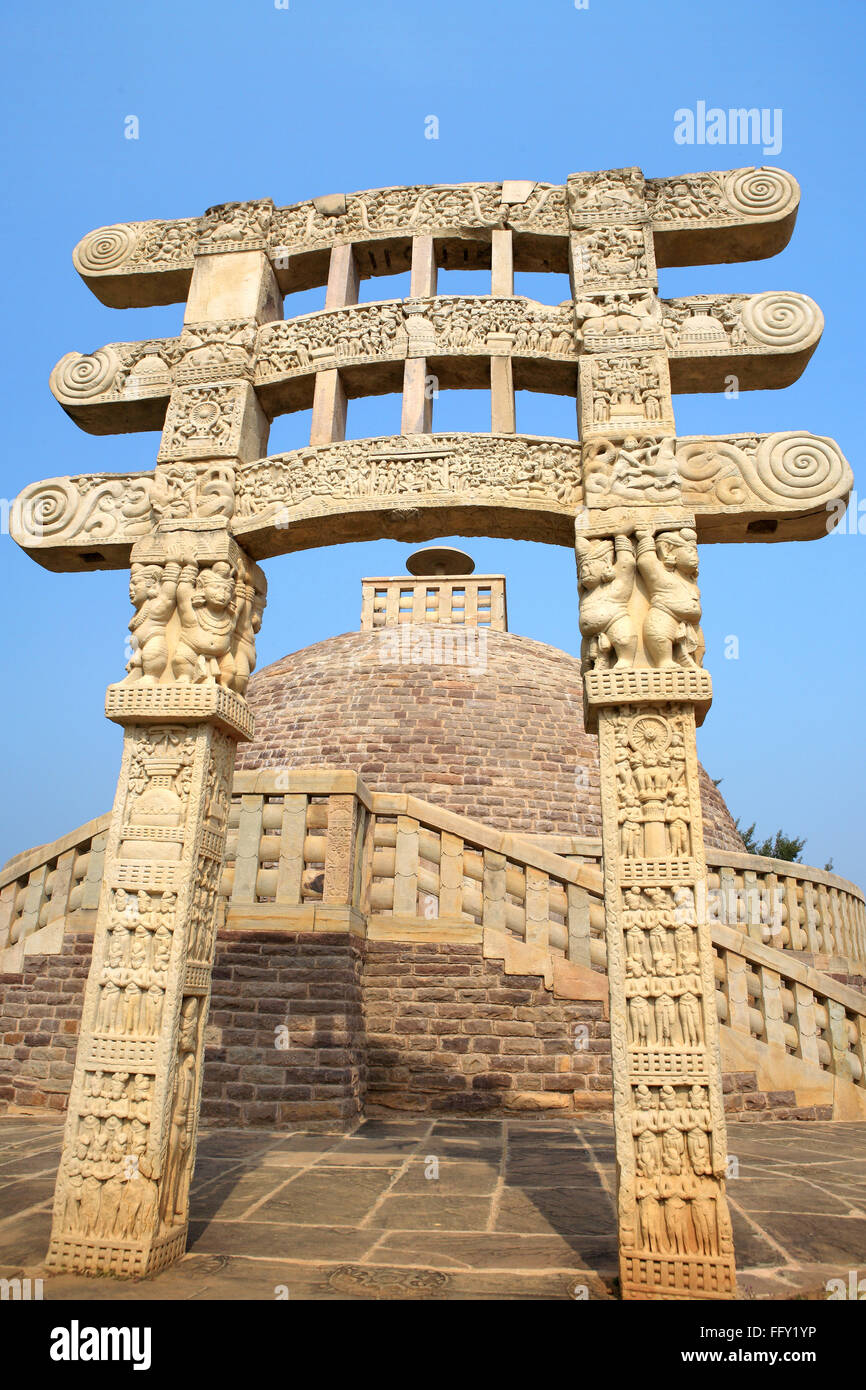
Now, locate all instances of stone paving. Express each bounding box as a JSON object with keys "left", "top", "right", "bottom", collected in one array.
[{"left": 0, "top": 1115, "right": 864, "bottom": 1300}]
